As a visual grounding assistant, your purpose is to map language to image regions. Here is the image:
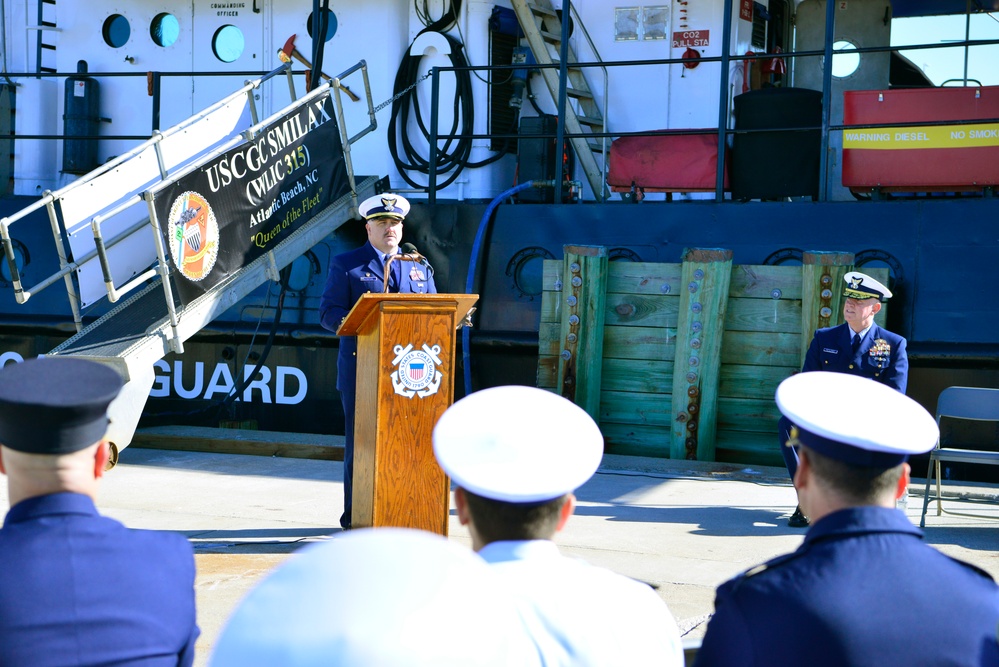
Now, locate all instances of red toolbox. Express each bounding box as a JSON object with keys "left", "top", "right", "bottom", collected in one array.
[{"left": 842, "top": 86, "right": 999, "bottom": 193}]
